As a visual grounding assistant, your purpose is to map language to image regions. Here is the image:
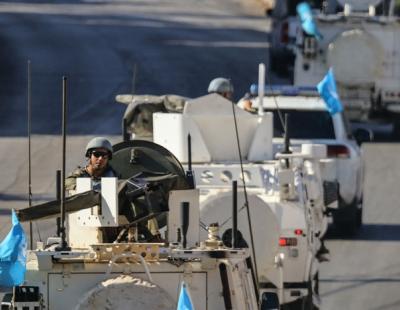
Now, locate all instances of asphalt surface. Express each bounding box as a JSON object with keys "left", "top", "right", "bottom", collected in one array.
[
  {"left": 0, "top": 0, "right": 269, "bottom": 135},
  {"left": 320, "top": 143, "right": 400, "bottom": 310},
  {"left": 1, "top": 1, "right": 400, "bottom": 309}
]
